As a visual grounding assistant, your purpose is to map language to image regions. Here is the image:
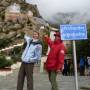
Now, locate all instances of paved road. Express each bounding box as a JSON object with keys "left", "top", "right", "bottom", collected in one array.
[{"left": 0, "top": 66, "right": 90, "bottom": 90}]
